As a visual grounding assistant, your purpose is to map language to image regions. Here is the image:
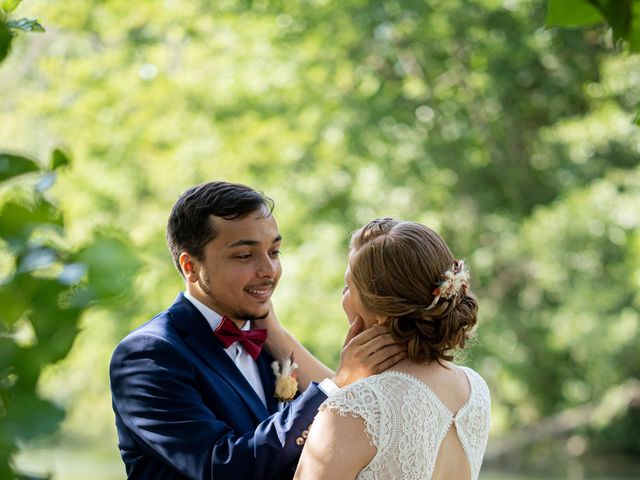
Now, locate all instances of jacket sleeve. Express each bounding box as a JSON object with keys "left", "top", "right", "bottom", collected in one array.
[{"left": 110, "top": 333, "right": 327, "bottom": 480}]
